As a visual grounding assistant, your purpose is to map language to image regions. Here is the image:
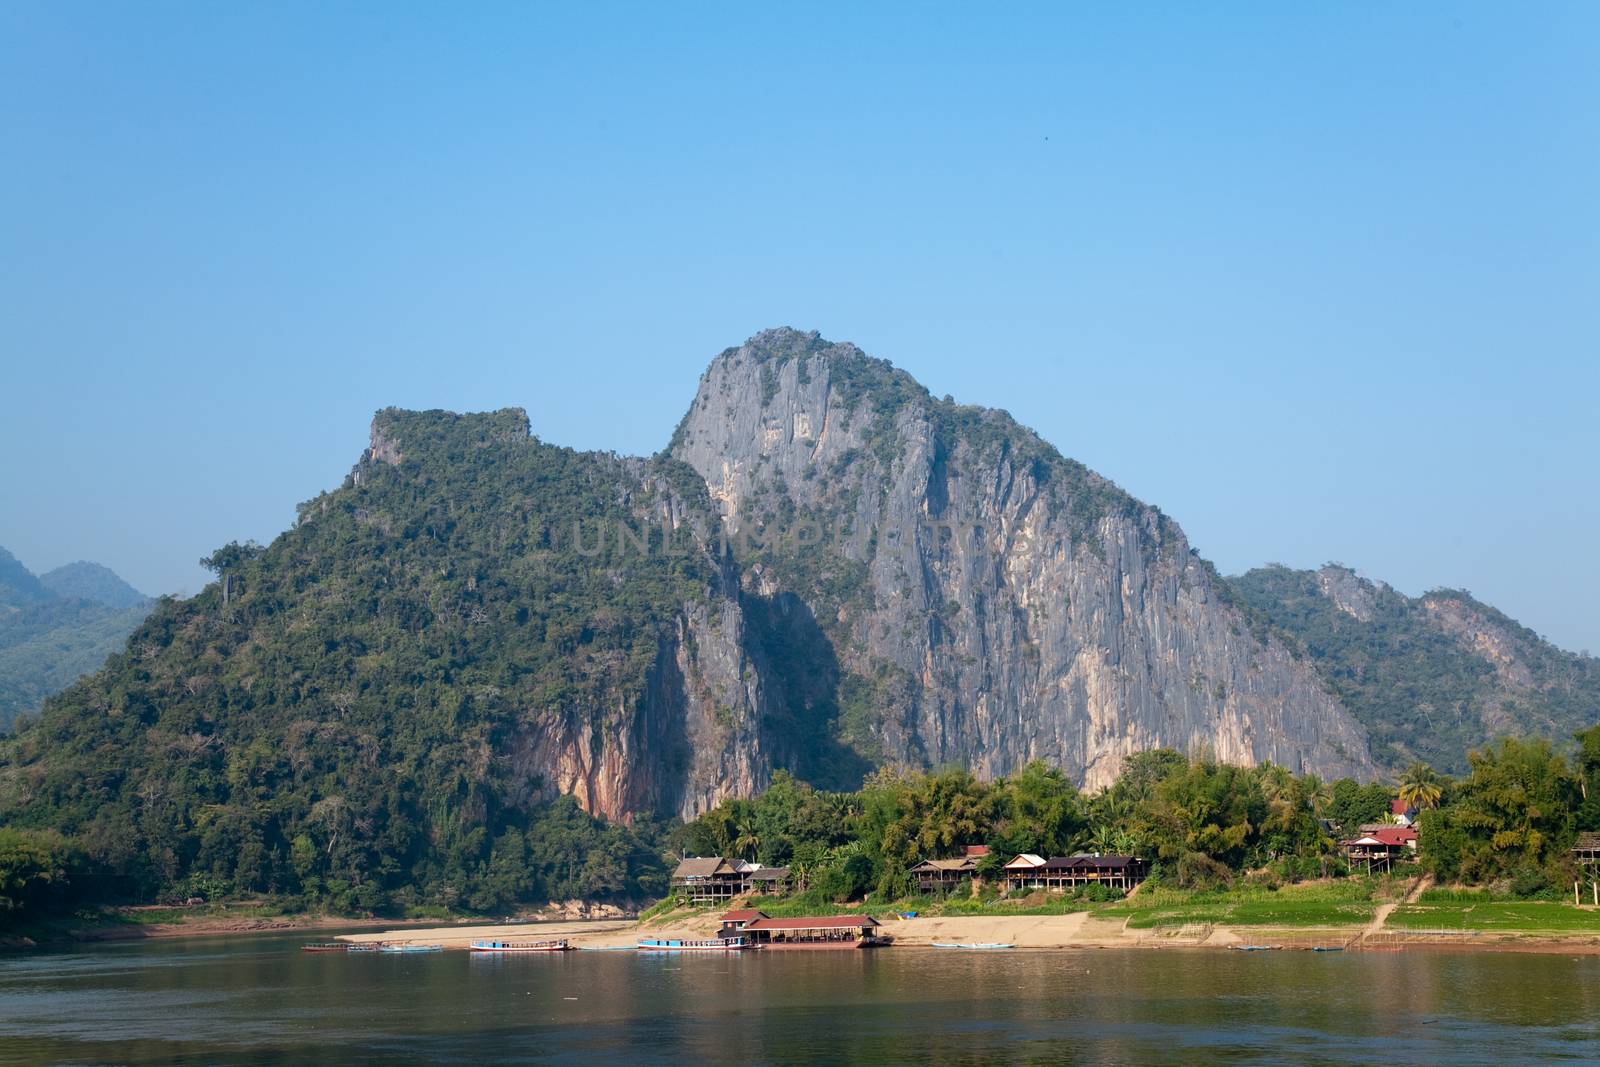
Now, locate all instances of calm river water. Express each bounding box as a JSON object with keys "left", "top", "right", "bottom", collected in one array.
[{"left": 2, "top": 932, "right": 1599, "bottom": 1065}]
